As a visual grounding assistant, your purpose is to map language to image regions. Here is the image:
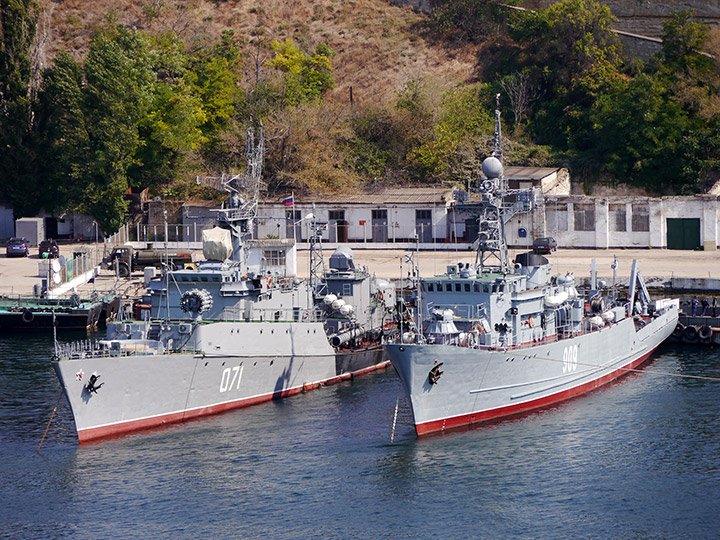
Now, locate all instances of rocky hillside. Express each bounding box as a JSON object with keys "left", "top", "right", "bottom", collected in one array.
[{"left": 36, "top": 0, "right": 480, "bottom": 106}]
